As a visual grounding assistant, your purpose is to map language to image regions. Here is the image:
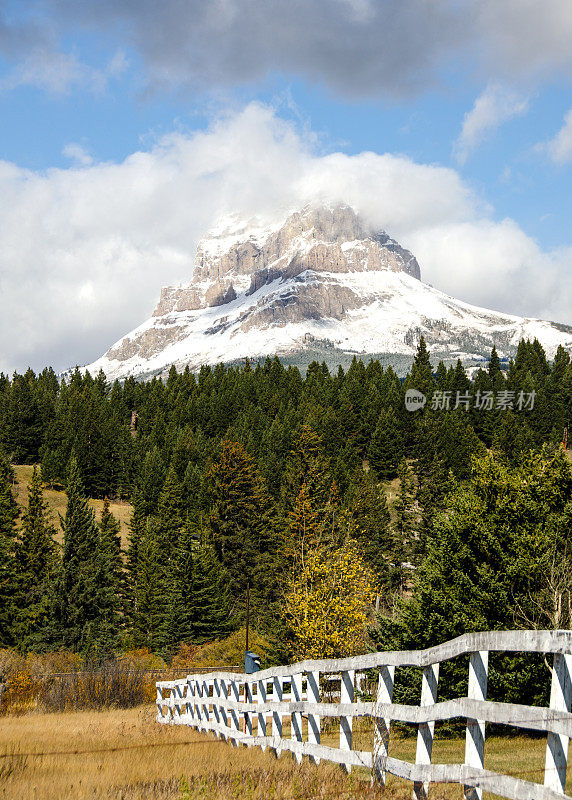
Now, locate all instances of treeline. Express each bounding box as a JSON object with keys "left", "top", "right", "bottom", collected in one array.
[
  {"left": 0, "top": 337, "right": 572, "bottom": 668},
  {"left": 1, "top": 338, "right": 570, "bottom": 497}
]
